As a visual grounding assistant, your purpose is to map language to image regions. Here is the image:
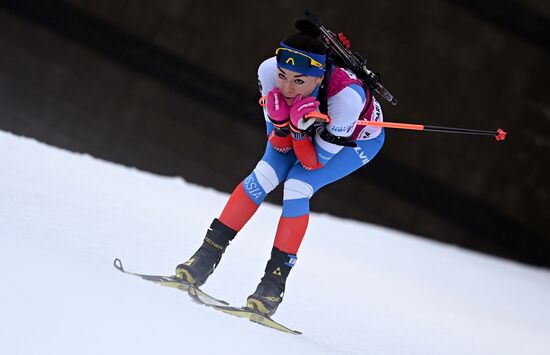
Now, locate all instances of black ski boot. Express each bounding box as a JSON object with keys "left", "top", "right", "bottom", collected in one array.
[
  {"left": 246, "top": 247, "right": 297, "bottom": 316},
  {"left": 175, "top": 218, "right": 237, "bottom": 286}
]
